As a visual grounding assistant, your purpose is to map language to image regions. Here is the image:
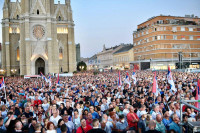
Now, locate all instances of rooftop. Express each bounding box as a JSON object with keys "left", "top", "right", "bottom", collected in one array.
[{"left": 113, "top": 44, "right": 133, "bottom": 54}]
